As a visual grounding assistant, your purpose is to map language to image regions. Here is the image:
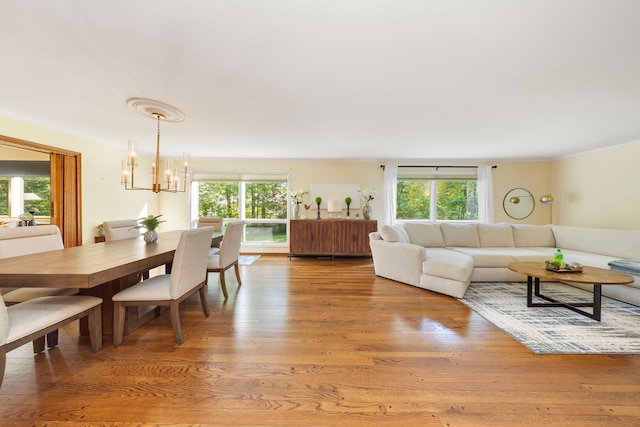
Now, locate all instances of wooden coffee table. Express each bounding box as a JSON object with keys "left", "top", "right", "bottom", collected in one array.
[{"left": 507, "top": 261, "right": 634, "bottom": 321}]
